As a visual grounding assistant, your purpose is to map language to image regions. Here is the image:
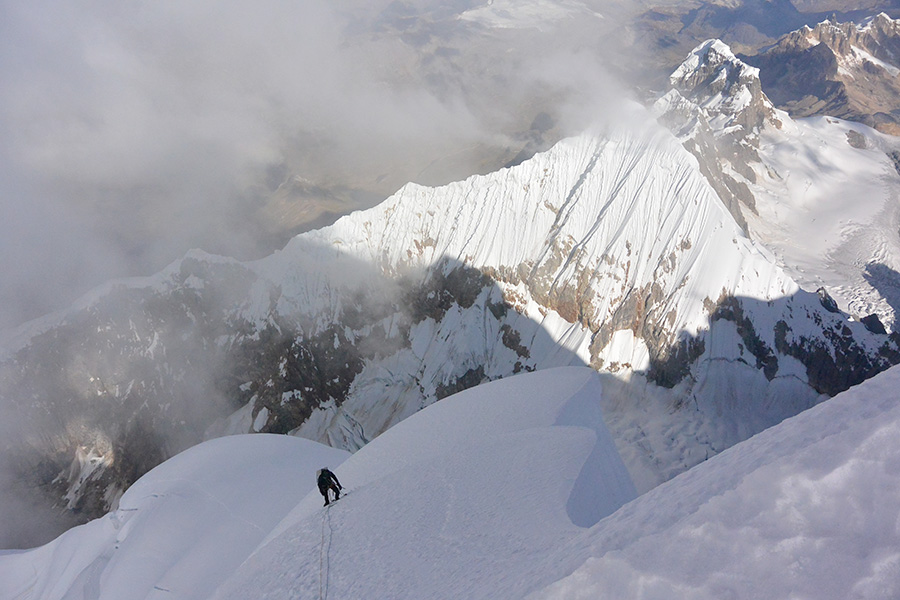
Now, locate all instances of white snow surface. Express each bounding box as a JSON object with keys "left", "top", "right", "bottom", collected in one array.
[
  {"left": 533, "top": 363, "right": 900, "bottom": 600},
  {"left": 747, "top": 114, "right": 900, "bottom": 327},
  {"left": 1, "top": 367, "right": 636, "bottom": 599},
  {"left": 214, "top": 367, "right": 635, "bottom": 599},
  {"left": 0, "top": 435, "right": 350, "bottom": 600},
  {"left": 6, "top": 364, "right": 900, "bottom": 599}
]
